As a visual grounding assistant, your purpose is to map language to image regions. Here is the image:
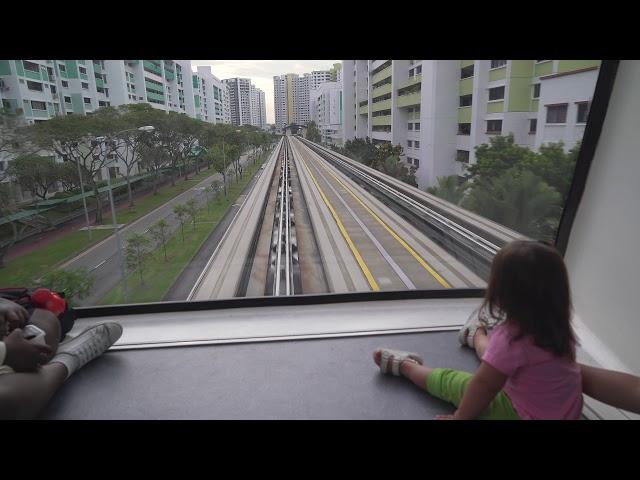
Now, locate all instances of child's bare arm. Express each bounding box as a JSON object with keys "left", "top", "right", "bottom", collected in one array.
[
  {"left": 580, "top": 363, "right": 640, "bottom": 414},
  {"left": 453, "top": 361, "right": 508, "bottom": 420}
]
